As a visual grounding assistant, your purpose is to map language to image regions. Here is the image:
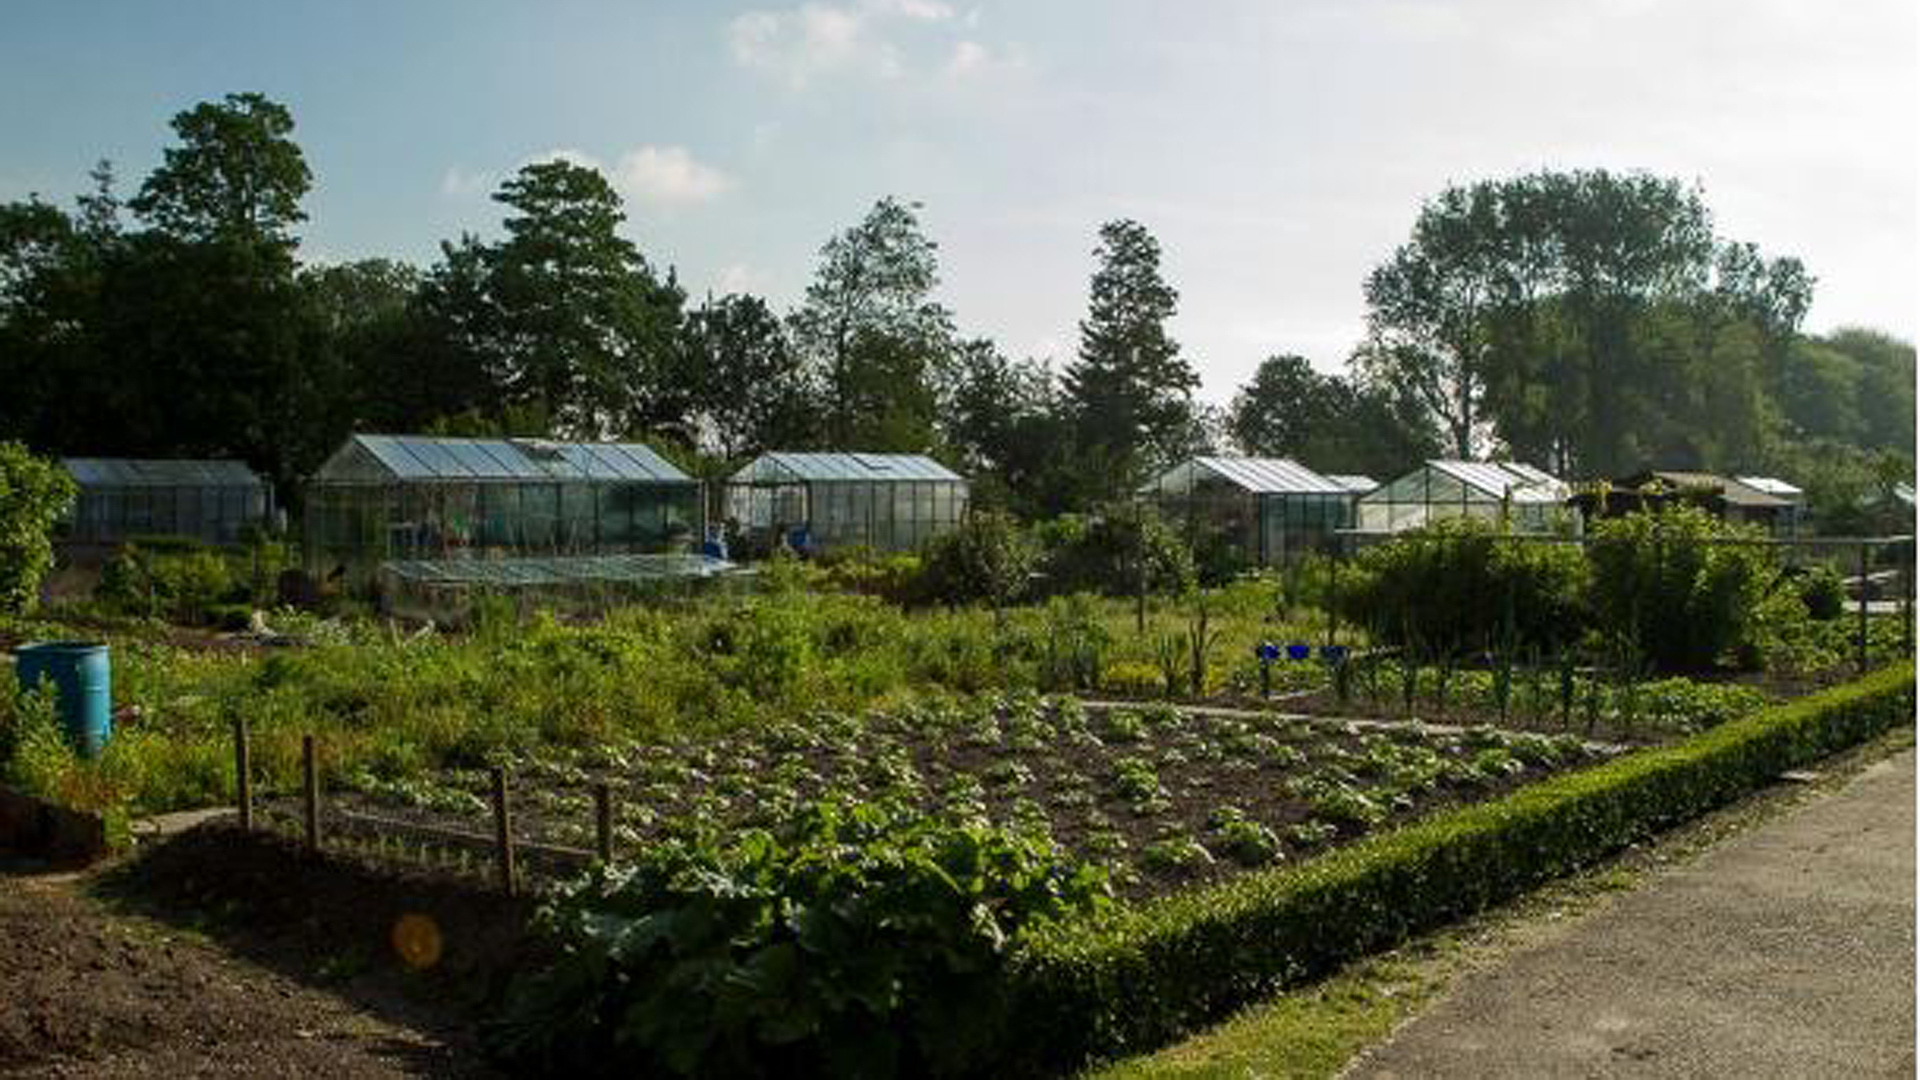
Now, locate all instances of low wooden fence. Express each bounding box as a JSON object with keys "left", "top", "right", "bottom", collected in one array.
[{"left": 230, "top": 718, "right": 616, "bottom": 896}]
